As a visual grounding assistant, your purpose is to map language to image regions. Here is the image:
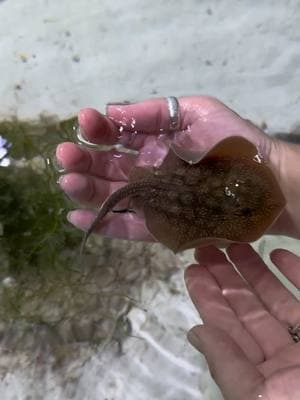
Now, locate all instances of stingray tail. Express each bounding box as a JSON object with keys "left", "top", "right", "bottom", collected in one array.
[{"left": 79, "top": 182, "right": 147, "bottom": 259}]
